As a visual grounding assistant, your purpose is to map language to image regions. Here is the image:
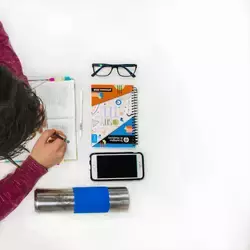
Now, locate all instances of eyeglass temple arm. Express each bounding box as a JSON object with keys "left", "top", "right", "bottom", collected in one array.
[
  {"left": 7, "top": 157, "right": 20, "bottom": 168},
  {"left": 22, "top": 147, "right": 30, "bottom": 153},
  {"left": 7, "top": 145, "right": 29, "bottom": 167},
  {"left": 91, "top": 66, "right": 104, "bottom": 77}
]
